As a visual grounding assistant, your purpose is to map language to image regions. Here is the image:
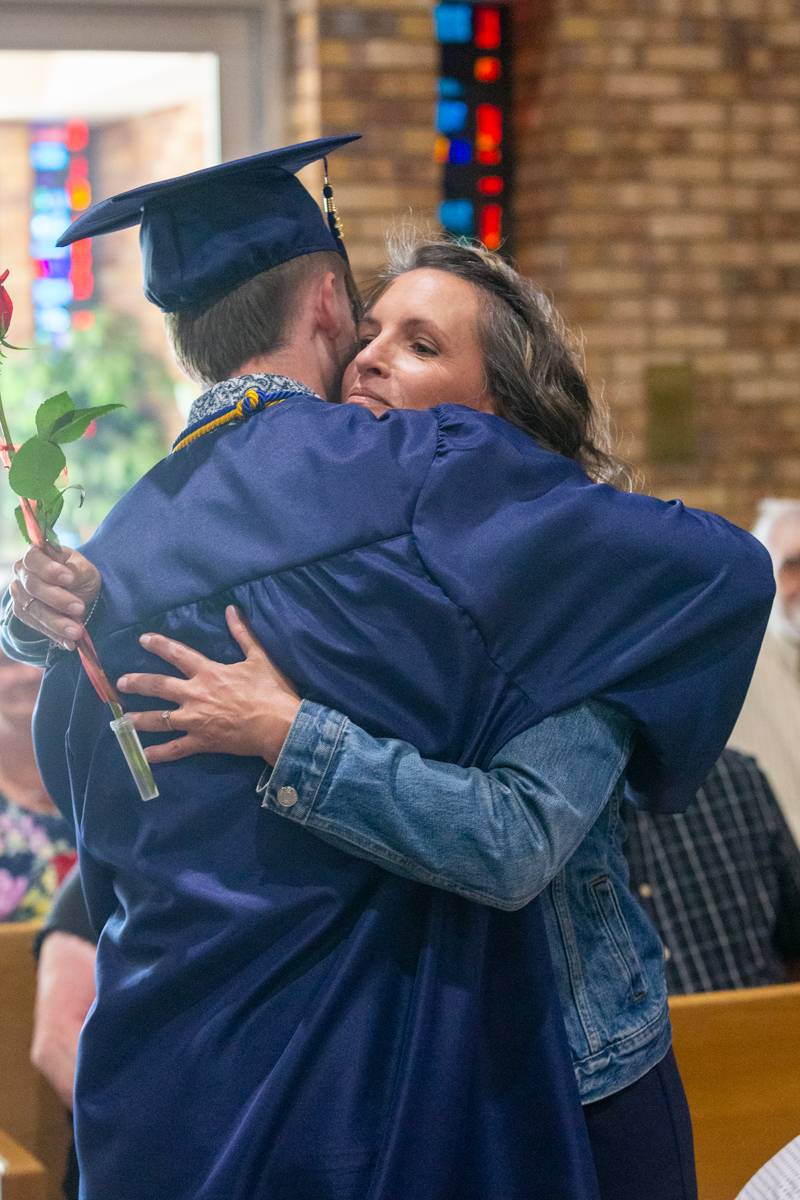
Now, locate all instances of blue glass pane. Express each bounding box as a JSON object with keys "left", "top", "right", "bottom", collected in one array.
[
  {"left": 438, "top": 199, "right": 475, "bottom": 235},
  {"left": 438, "top": 77, "right": 465, "bottom": 99},
  {"left": 41, "top": 257, "right": 72, "bottom": 279},
  {"left": 434, "top": 4, "right": 472, "bottom": 43},
  {"left": 32, "top": 186, "right": 69, "bottom": 212},
  {"left": 30, "top": 240, "right": 70, "bottom": 261},
  {"left": 436, "top": 99, "right": 468, "bottom": 135},
  {"left": 35, "top": 306, "right": 71, "bottom": 335},
  {"left": 29, "top": 141, "right": 69, "bottom": 172},
  {"left": 33, "top": 278, "right": 73, "bottom": 307},
  {"left": 448, "top": 139, "right": 472, "bottom": 164},
  {"left": 30, "top": 211, "right": 70, "bottom": 244}
]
